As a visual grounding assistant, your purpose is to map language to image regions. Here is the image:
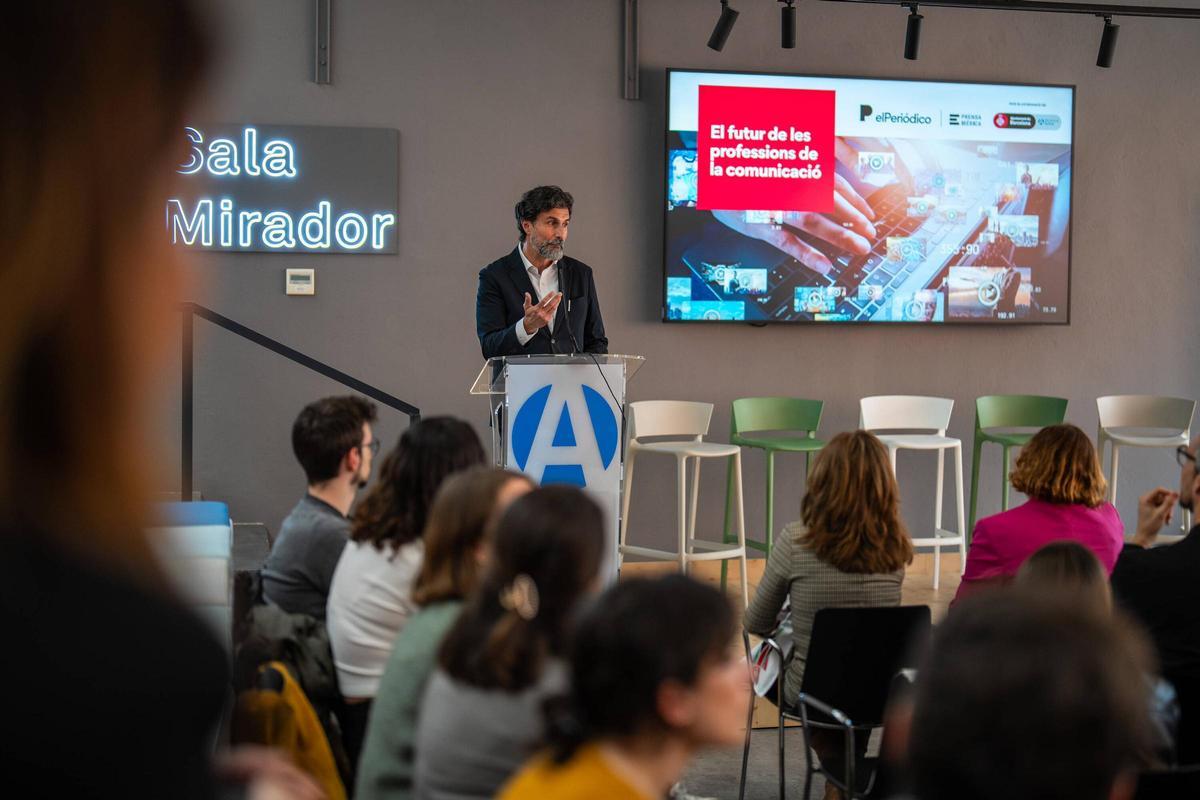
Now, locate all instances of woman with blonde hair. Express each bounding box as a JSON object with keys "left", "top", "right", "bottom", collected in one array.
[
  {"left": 745, "top": 429, "right": 913, "bottom": 798},
  {"left": 954, "top": 424, "right": 1123, "bottom": 603}
]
